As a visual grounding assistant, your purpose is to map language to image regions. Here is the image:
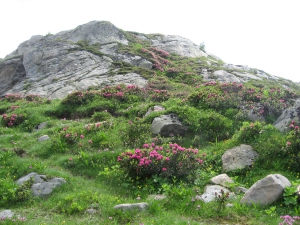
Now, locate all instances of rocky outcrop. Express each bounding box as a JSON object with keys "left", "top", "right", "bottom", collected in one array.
[
  {"left": 151, "top": 35, "right": 207, "bottom": 58},
  {"left": 0, "top": 20, "right": 298, "bottom": 100},
  {"left": 0, "top": 56, "right": 26, "bottom": 96},
  {"left": 222, "top": 144, "right": 259, "bottom": 172},
  {"left": 55, "top": 21, "right": 128, "bottom": 45},
  {"left": 240, "top": 174, "right": 291, "bottom": 206},
  {"left": 274, "top": 98, "right": 300, "bottom": 132}
]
